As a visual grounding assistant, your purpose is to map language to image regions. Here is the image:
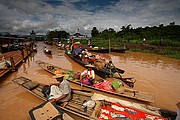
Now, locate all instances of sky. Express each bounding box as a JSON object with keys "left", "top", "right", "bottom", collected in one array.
[{"left": 0, "top": 0, "right": 180, "bottom": 36}]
